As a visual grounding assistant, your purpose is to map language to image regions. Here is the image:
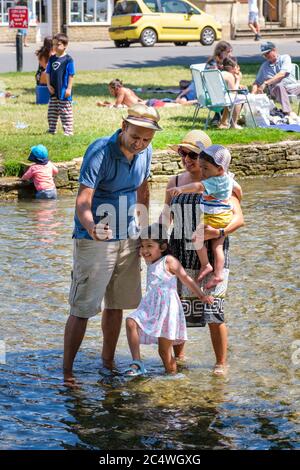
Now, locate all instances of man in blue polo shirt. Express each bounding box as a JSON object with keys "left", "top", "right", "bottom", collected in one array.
[{"left": 64, "top": 104, "right": 162, "bottom": 385}]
